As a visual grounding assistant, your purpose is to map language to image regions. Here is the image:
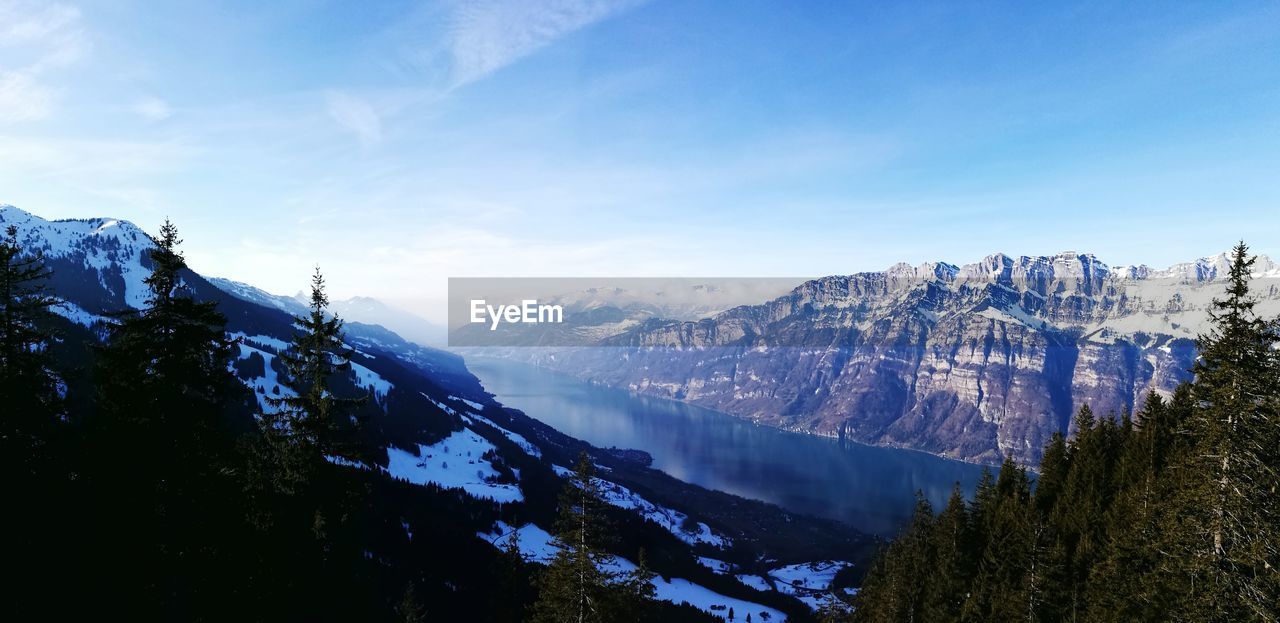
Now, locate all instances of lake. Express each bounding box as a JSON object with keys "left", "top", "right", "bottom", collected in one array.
[{"left": 467, "top": 357, "right": 988, "bottom": 537}]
